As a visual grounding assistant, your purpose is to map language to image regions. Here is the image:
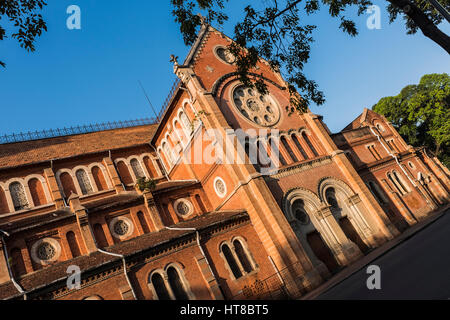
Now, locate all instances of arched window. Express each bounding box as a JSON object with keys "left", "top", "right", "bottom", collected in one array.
[
  {"left": 195, "top": 194, "right": 207, "bottom": 214},
  {"left": 268, "top": 138, "right": 287, "bottom": 166},
  {"left": 91, "top": 166, "right": 108, "bottom": 191},
  {"left": 388, "top": 171, "right": 409, "bottom": 196},
  {"left": 9, "top": 182, "right": 29, "bottom": 211},
  {"left": 155, "top": 159, "right": 165, "bottom": 177},
  {"left": 325, "top": 188, "right": 339, "bottom": 209},
  {"left": 180, "top": 112, "right": 191, "bottom": 136},
  {"left": 0, "top": 187, "right": 10, "bottom": 214},
  {"left": 93, "top": 224, "right": 108, "bottom": 248},
  {"left": 367, "top": 181, "right": 386, "bottom": 204},
  {"left": 167, "top": 267, "right": 189, "bottom": 300},
  {"left": 67, "top": 231, "right": 81, "bottom": 258},
  {"left": 291, "top": 134, "right": 308, "bottom": 160},
  {"left": 59, "top": 172, "right": 77, "bottom": 198},
  {"left": 116, "top": 161, "right": 133, "bottom": 185},
  {"left": 151, "top": 273, "right": 171, "bottom": 300},
  {"left": 10, "top": 248, "right": 26, "bottom": 278},
  {"left": 76, "top": 169, "right": 93, "bottom": 195},
  {"left": 137, "top": 211, "right": 150, "bottom": 234},
  {"left": 233, "top": 240, "right": 254, "bottom": 273},
  {"left": 302, "top": 132, "right": 318, "bottom": 157},
  {"left": 162, "top": 142, "right": 174, "bottom": 166},
  {"left": 393, "top": 171, "right": 409, "bottom": 194},
  {"left": 292, "top": 199, "right": 310, "bottom": 225},
  {"left": 83, "top": 295, "right": 103, "bottom": 300},
  {"left": 281, "top": 136, "right": 298, "bottom": 163},
  {"left": 174, "top": 120, "right": 187, "bottom": 147},
  {"left": 143, "top": 156, "right": 157, "bottom": 178},
  {"left": 256, "top": 140, "right": 271, "bottom": 167},
  {"left": 376, "top": 123, "right": 385, "bottom": 132},
  {"left": 28, "top": 178, "right": 47, "bottom": 207},
  {"left": 130, "top": 159, "right": 146, "bottom": 180},
  {"left": 222, "top": 243, "right": 242, "bottom": 279}
]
